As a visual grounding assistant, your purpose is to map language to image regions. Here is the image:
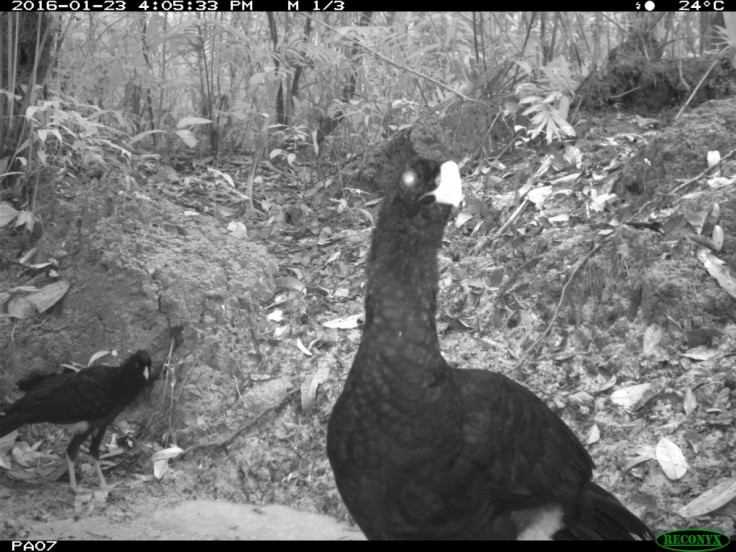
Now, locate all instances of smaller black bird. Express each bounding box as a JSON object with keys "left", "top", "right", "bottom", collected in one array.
[{"left": 0, "top": 350, "right": 152, "bottom": 492}]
